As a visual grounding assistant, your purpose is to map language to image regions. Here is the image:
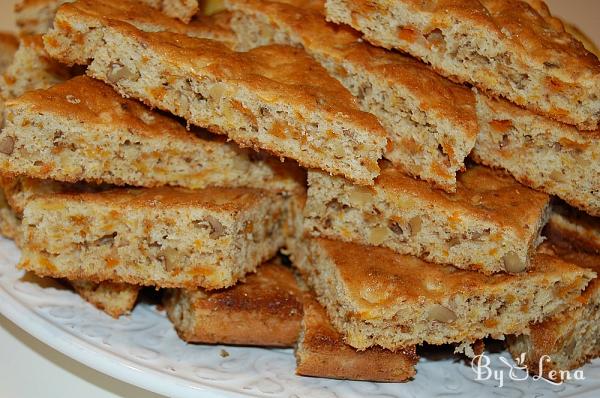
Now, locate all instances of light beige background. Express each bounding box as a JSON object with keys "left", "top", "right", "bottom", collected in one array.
[{"left": 0, "top": 1, "right": 599, "bottom": 398}]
